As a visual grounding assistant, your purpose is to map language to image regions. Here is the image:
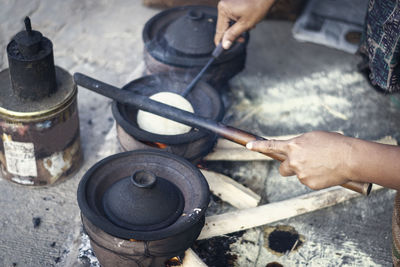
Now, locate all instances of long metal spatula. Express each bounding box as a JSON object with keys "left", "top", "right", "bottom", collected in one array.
[
  {"left": 181, "top": 43, "right": 224, "bottom": 96},
  {"left": 73, "top": 72, "right": 372, "bottom": 196}
]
